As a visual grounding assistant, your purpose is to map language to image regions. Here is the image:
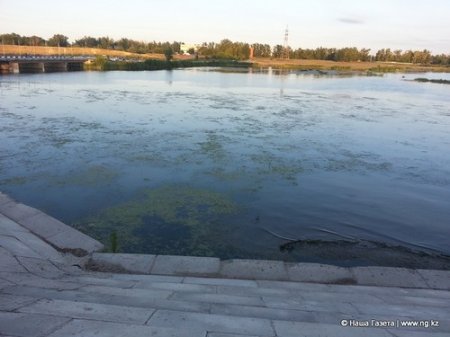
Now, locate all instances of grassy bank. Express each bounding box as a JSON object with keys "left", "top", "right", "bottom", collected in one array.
[
  {"left": 84, "top": 57, "right": 250, "bottom": 71},
  {"left": 251, "top": 57, "right": 450, "bottom": 73},
  {"left": 3, "top": 45, "right": 449, "bottom": 73}
]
